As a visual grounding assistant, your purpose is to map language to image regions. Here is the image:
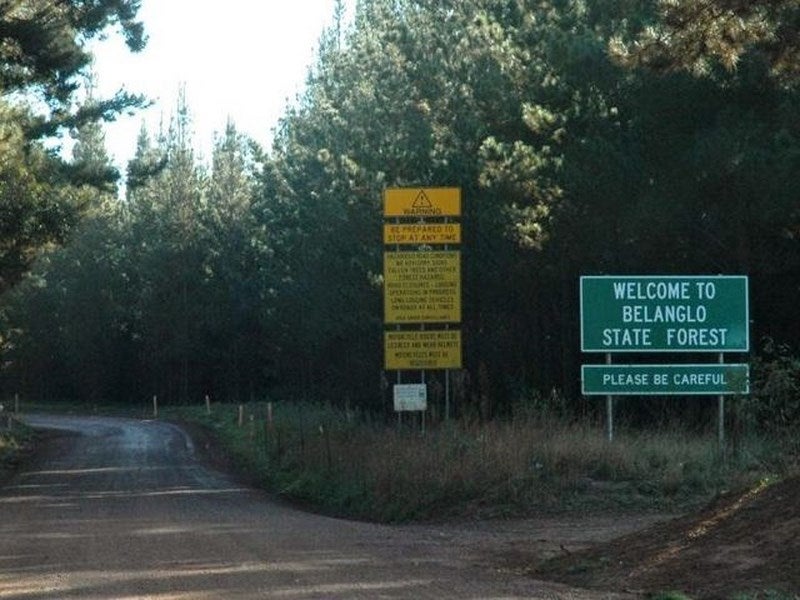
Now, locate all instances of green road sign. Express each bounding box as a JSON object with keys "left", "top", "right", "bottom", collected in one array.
[
  {"left": 580, "top": 276, "right": 749, "bottom": 352},
  {"left": 582, "top": 364, "right": 750, "bottom": 396}
]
